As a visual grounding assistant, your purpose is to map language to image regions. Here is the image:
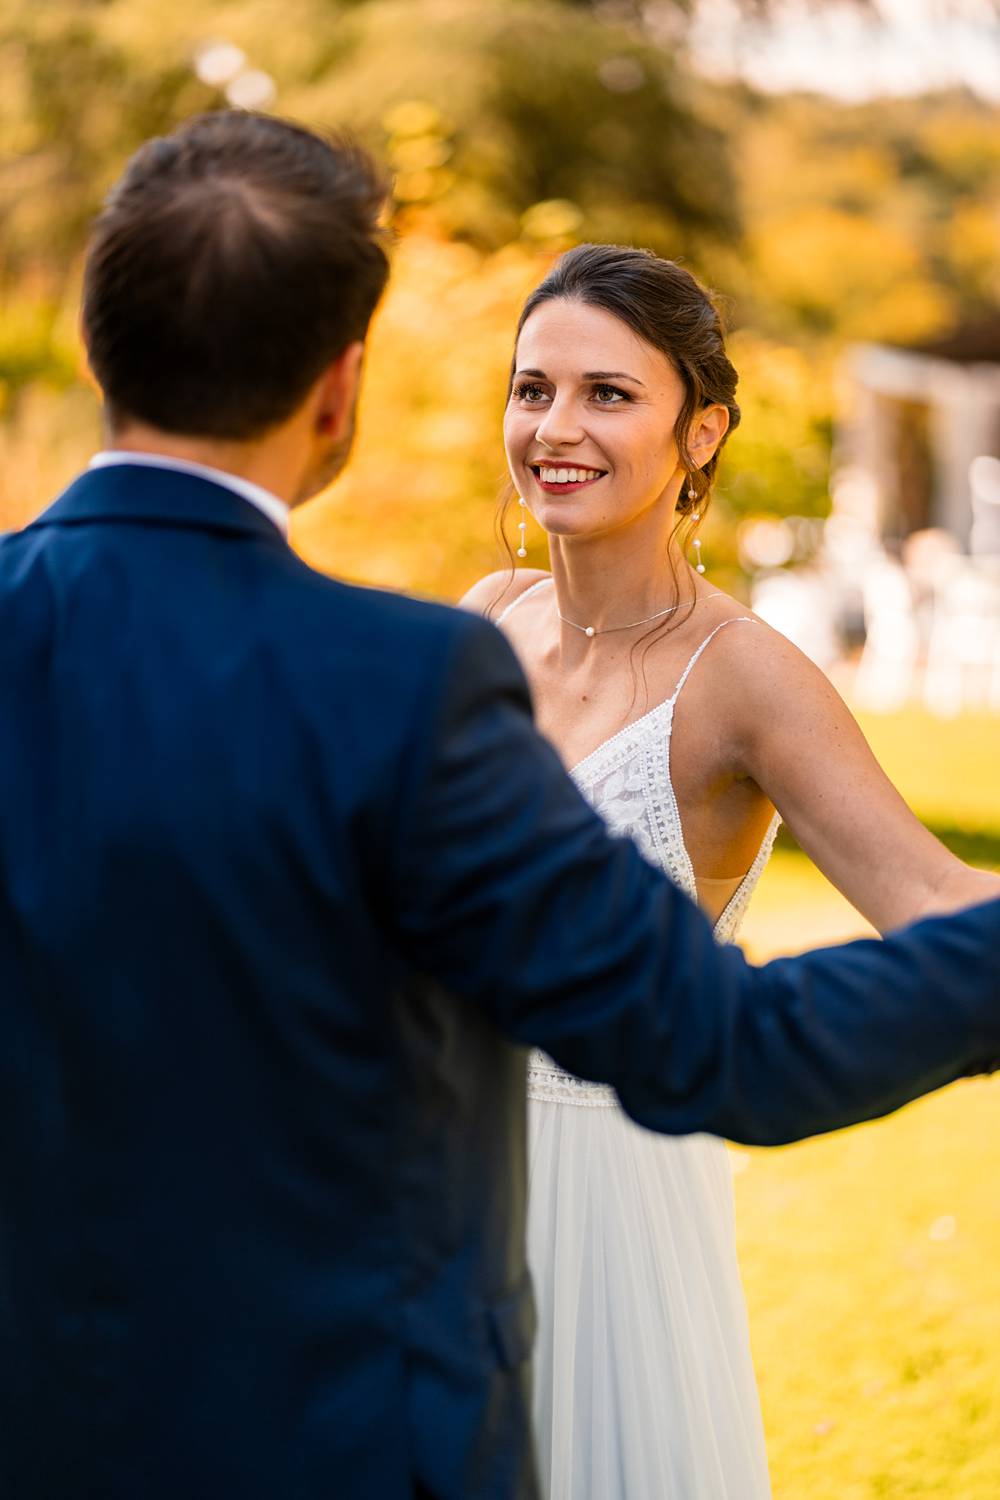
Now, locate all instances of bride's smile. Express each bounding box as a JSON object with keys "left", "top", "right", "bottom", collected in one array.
[{"left": 529, "top": 463, "right": 606, "bottom": 494}]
